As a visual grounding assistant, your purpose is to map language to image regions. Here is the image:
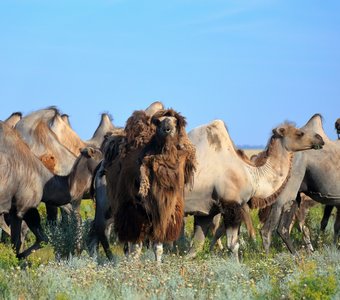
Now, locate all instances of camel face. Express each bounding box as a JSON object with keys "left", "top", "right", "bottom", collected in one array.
[
  {"left": 154, "top": 116, "right": 178, "bottom": 138},
  {"left": 273, "top": 125, "right": 324, "bottom": 152}
]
